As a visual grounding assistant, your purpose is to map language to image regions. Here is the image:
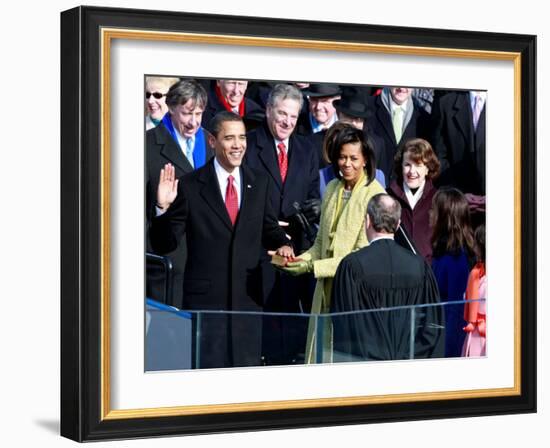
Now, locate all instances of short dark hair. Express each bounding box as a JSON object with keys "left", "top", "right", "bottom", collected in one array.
[
  {"left": 367, "top": 194, "right": 401, "bottom": 234},
  {"left": 324, "top": 123, "right": 376, "bottom": 185},
  {"left": 166, "top": 79, "right": 207, "bottom": 110},
  {"left": 208, "top": 111, "right": 244, "bottom": 137},
  {"left": 393, "top": 138, "right": 441, "bottom": 183}
]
